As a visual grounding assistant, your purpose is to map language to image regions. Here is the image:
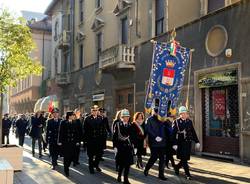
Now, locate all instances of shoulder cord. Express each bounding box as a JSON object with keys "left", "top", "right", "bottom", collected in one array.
[{"left": 117, "top": 122, "right": 130, "bottom": 142}]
